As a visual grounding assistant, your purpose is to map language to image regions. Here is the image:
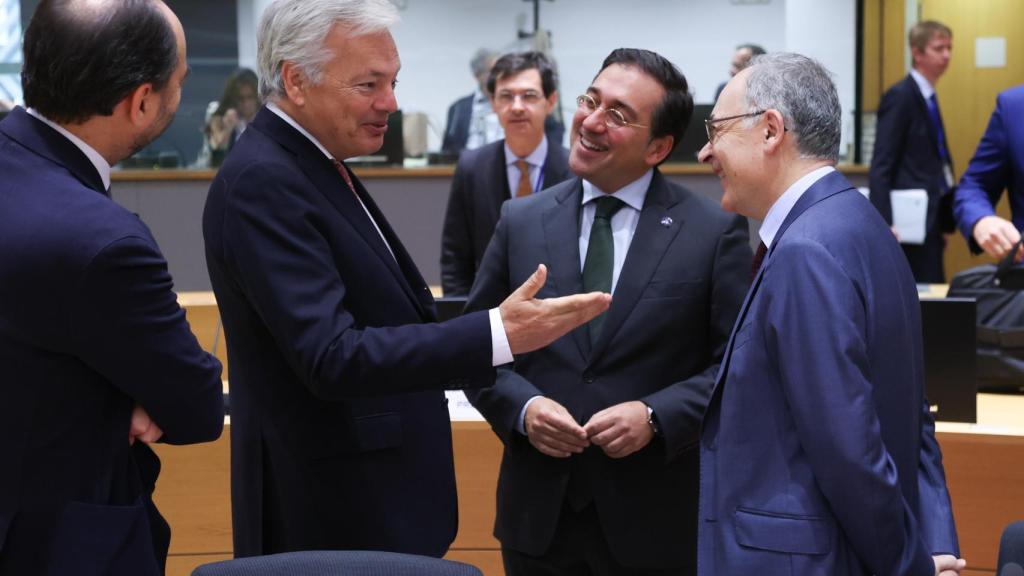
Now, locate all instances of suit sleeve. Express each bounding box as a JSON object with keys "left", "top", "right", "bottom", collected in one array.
[
  {"left": 219, "top": 161, "right": 494, "bottom": 401},
  {"left": 441, "top": 157, "right": 476, "bottom": 296},
  {"left": 463, "top": 201, "right": 544, "bottom": 443},
  {"left": 917, "top": 399, "right": 961, "bottom": 555},
  {"left": 870, "top": 87, "right": 910, "bottom": 225},
  {"left": 69, "top": 235, "right": 224, "bottom": 445},
  {"left": 954, "top": 94, "right": 1011, "bottom": 252},
  {"left": 642, "top": 214, "right": 751, "bottom": 460},
  {"left": 765, "top": 240, "right": 935, "bottom": 576}
]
